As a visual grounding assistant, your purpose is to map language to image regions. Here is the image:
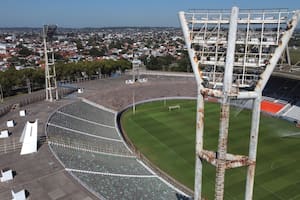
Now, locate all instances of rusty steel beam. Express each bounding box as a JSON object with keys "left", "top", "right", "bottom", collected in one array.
[
  {"left": 200, "top": 88, "right": 223, "bottom": 98},
  {"left": 200, "top": 90, "right": 259, "bottom": 100},
  {"left": 179, "top": 11, "right": 205, "bottom": 200},
  {"left": 179, "top": 7, "right": 300, "bottom": 200},
  {"left": 198, "top": 150, "right": 217, "bottom": 166},
  {"left": 199, "top": 150, "right": 253, "bottom": 169},
  {"left": 194, "top": 88, "right": 205, "bottom": 200},
  {"left": 179, "top": 11, "right": 203, "bottom": 86},
  {"left": 200, "top": 89, "right": 259, "bottom": 100},
  {"left": 255, "top": 11, "right": 300, "bottom": 93},
  {"left": 225, "top": 153, "right": 253, "bottom": 169},
  {"left": 245, "top": 11, "right": 300, "bottom": 200},
  {"left": 244, "top": 96, "right": 261, "bottom": 200},
  {"left": 215, "top": 7, "right": 239, "bottom": 200},
  {"left": 225, "top": 153, "right": 247, "bottom": 161}
]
